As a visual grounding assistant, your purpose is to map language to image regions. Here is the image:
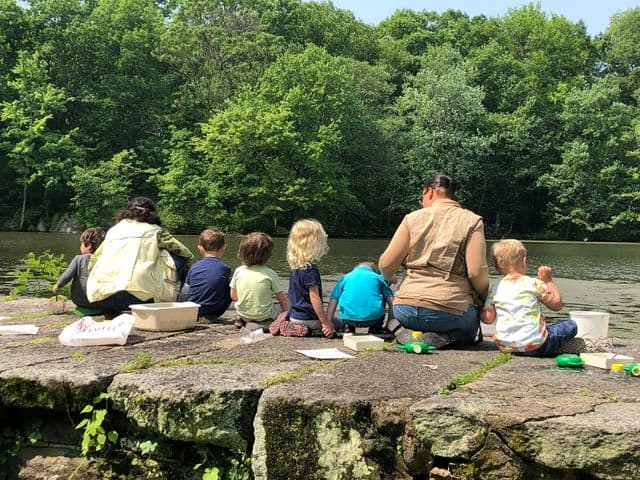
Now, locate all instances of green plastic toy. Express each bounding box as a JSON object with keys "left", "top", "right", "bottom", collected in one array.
[
  {"left": 396, "top": 331, "right": 437, "bottom": 354},
  {"left": 396, "top": 342, "right": 437, "bottom": 354},
  {"left": 555, "top": 354, "right": 584, "bottom": 368},
  {"left": 624, "top": 363, "right": 640, "bottom": 376}
]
